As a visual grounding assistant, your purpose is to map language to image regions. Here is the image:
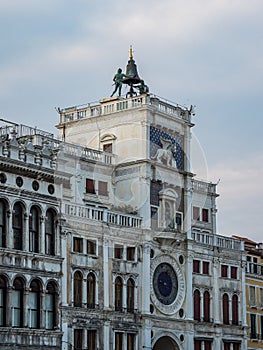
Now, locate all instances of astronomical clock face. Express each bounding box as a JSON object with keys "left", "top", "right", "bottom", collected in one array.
[
  {"left": 151, "top": 255, "right": 185, "bottom": 315},
  {"left": 153, "top": 263, "right": 178, "bottom": 305}
]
